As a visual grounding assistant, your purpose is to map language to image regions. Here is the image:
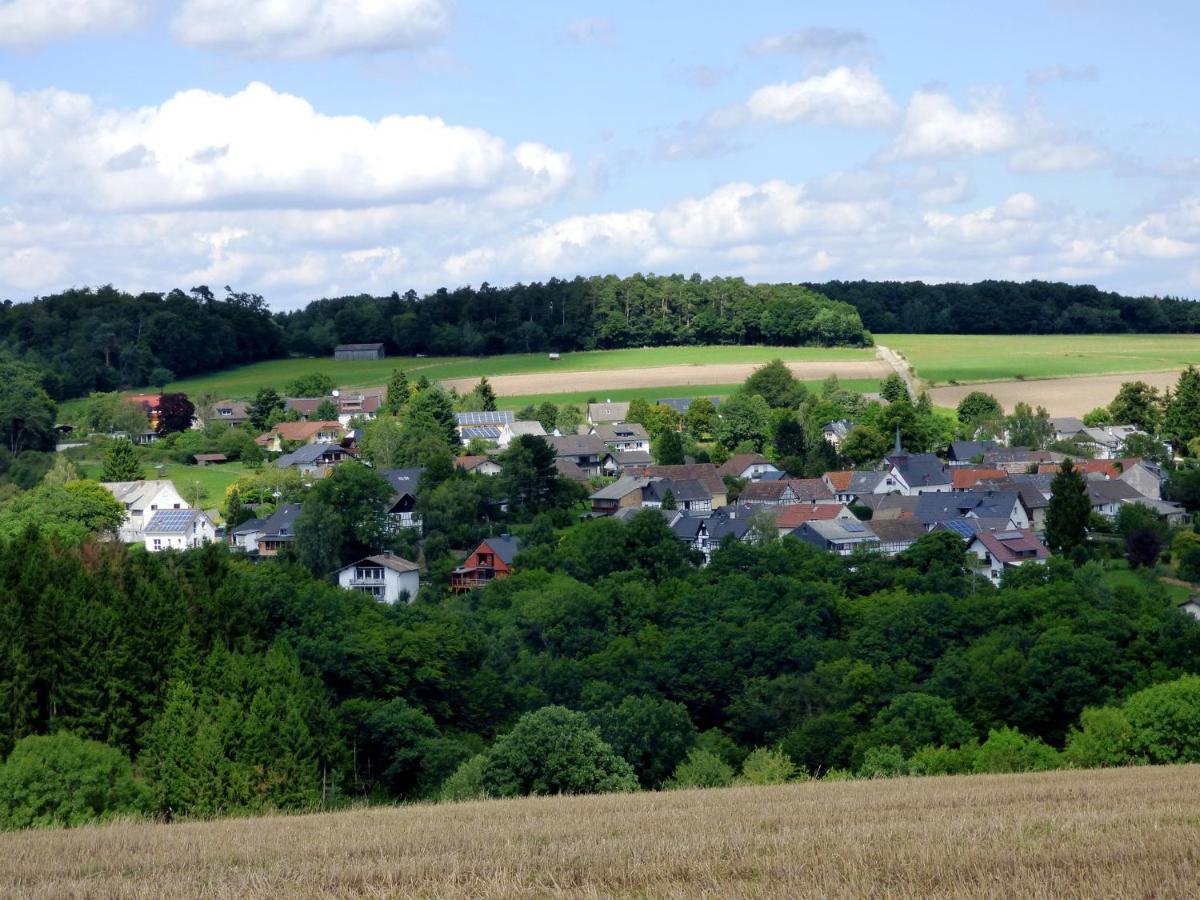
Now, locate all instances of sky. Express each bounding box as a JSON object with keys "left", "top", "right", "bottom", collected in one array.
[{"left": 2, "top": 0, "right": 1200, "bottom": 309}]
